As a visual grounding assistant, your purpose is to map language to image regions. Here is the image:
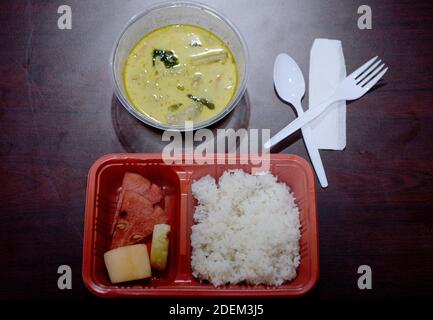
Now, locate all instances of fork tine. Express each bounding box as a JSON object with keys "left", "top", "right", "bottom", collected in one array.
[
  {"left": 349, "top": 56, "right": 378, "bottom": 79},
  {"left": 362, "top": 67, "right": 388, "bottom": 92},
  {"left": 359, "top": 63, "right": 385, "bottom": 86},
  {"left": 356, "top": 59, "right": 382, "bottom": 83}
]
